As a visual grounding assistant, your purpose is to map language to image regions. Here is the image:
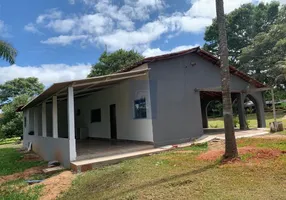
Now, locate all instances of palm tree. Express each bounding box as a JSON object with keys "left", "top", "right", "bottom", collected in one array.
[
  {"left": 0, "top": 40, "right": 17, "bottom": 64},
  {"left": 216, "top": 0, "right": 238, "bottom": 158}
]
